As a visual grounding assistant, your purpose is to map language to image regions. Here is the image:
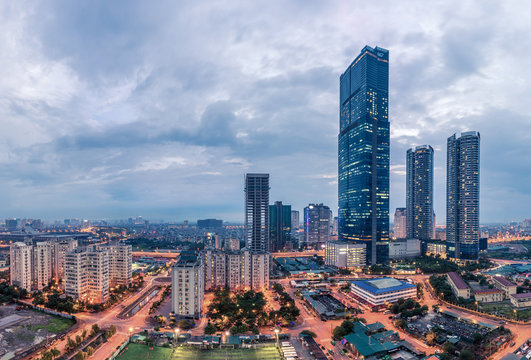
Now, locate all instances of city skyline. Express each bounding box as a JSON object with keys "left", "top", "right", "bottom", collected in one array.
[{"left": 0, "top": 1, "right": 530, "bottom": 223}]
